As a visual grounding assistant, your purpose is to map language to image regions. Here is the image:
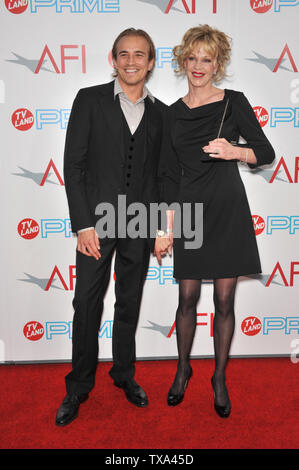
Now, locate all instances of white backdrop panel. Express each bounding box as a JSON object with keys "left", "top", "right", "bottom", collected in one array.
[{"left": 0, "top": 0, "right": 298, "bottom": 363}]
